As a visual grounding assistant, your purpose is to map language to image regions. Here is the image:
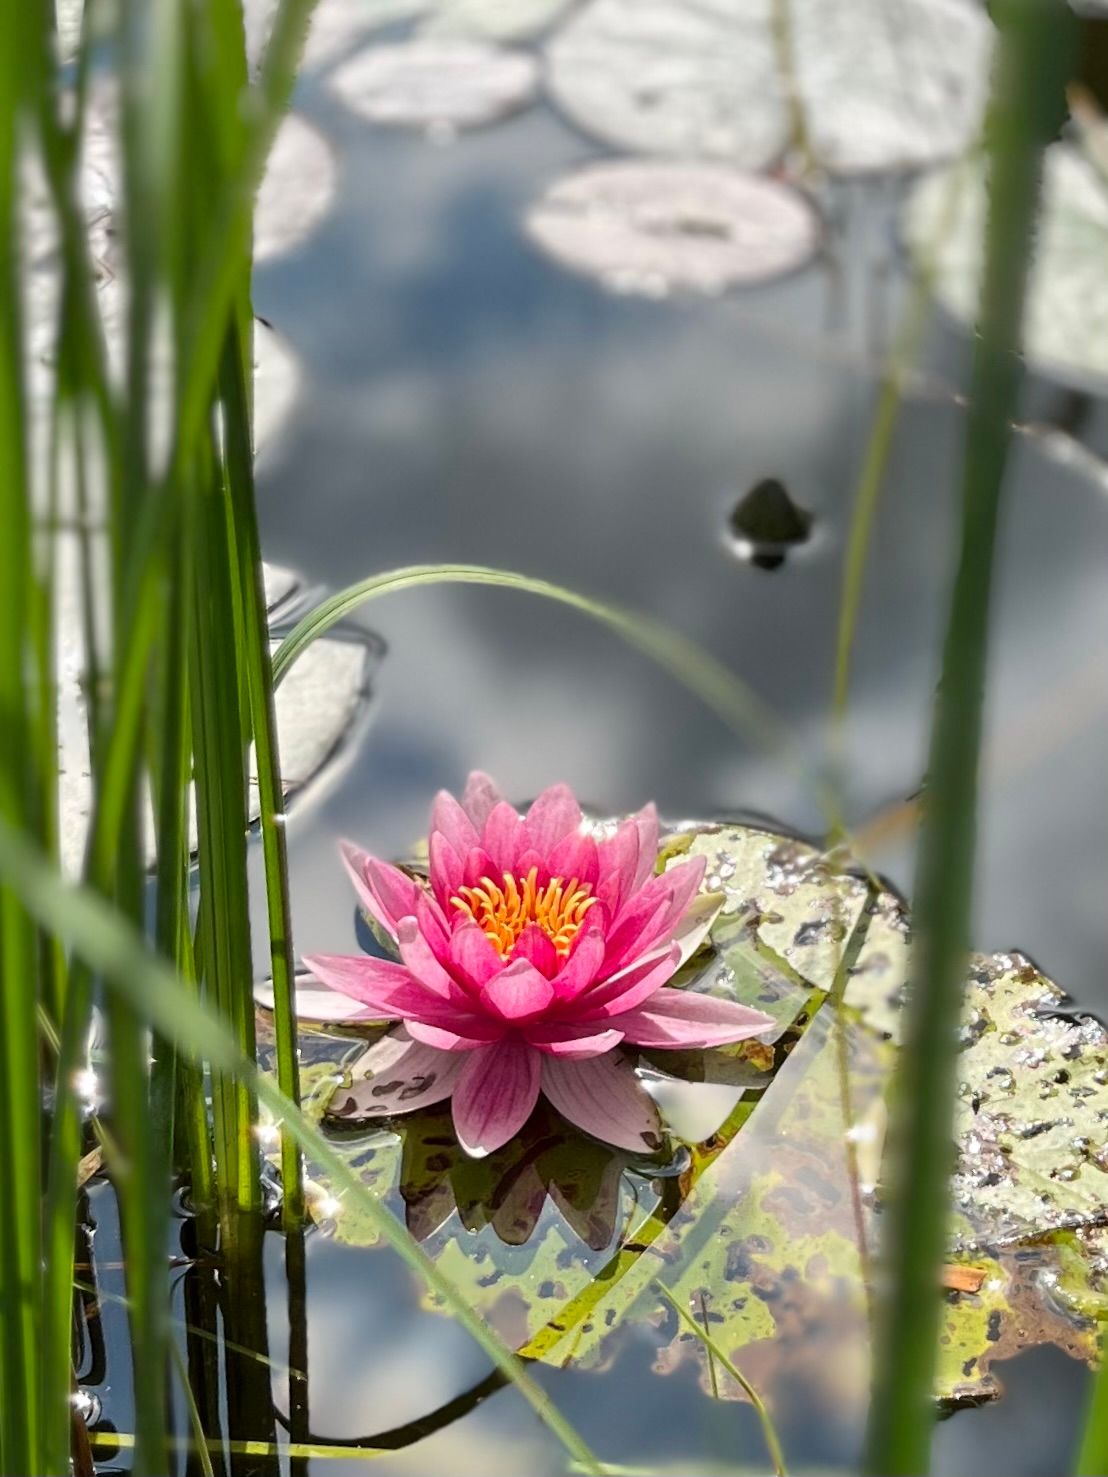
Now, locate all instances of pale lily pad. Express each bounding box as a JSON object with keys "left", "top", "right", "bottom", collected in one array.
[
  {"left": 328, "top": 39, "right": 539, "bottom": 133},
  {"left": 902, "top": 142, "right": 1108, "bottom": 391},
  {"left": 525, "top": 162, "right": 821, "bottom": 296},
  {"left": 419, "top": 0, "right": 572, "bottom": 41},
  {"left": 255, "top": 114, "right": 337, "bottom": 263},
  {"left": 55, "top": 570, "right": 380, "bottom": 875},
  {"left": 253, "top": 319, "right": 302, "bottom": 460},
  {"left": 545, "top": 0, "right": 991, "bottom": 176},
  {"left": 244, "top": 0, "right": 431, "bottom": 75}
]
